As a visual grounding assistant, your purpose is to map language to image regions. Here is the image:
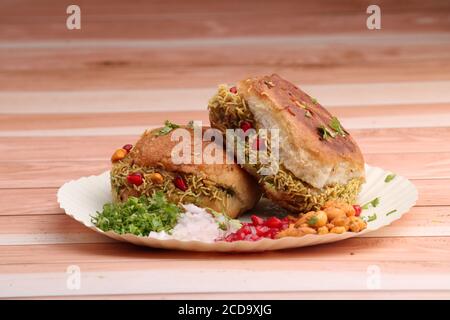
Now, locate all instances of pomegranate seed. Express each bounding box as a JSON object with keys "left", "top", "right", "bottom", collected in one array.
[
  {"left": 249, "top": 234, "right": 260, "bottom": 241},
  {"left": 255, "top": 226, "right": 269, "bottom": 237},
  {"left": 353, "top": 205, "right": 362, "bottom": 216},
  {"left": 252, "top": 138, "right": 266, "bottom": 151},
  {"left": 240, "top": 121, "right": 253, "bottom": 133},
  {"left": 240, "top": 225, "right": 252, "bottom": 235},
  {"left": 174, "top": 176, "right": 188, "bottom": 191},
  {"left": 229, "top": 86, "right": 237, "bottom": 94},
  {"left": 264, "top": 217, "right": 283, "bottom": 229},
  {"left": 122, "top": 144, "right": 133, "bottom": 153},
  {"left": 251, "top": 215, "right": 265, "bottom": 226},
  {"left": 127, "top": 173, "right": 143, "bottom": 186}
]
